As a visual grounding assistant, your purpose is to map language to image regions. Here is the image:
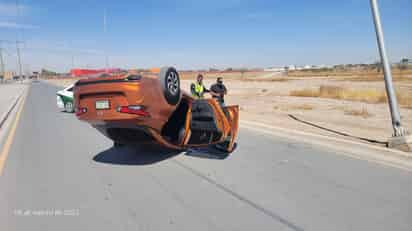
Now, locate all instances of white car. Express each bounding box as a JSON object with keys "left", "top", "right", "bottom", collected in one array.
[{"left": 56, "top": 84, "right": 75, "bottom": 113}]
